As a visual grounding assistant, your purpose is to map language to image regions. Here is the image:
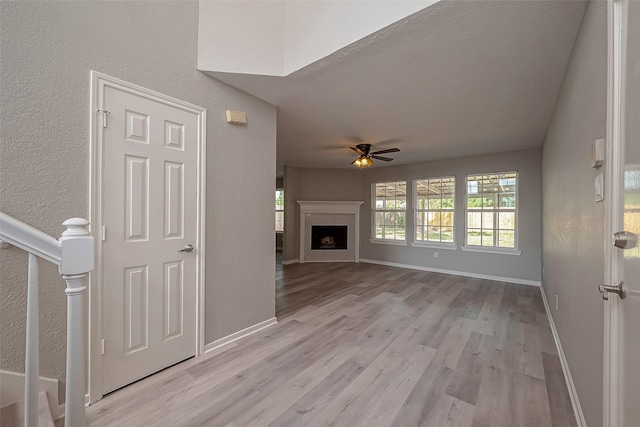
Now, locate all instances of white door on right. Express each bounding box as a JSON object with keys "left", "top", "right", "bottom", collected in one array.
[{"left": 619, "top": 0, "right": 640, "bottom": 425}]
